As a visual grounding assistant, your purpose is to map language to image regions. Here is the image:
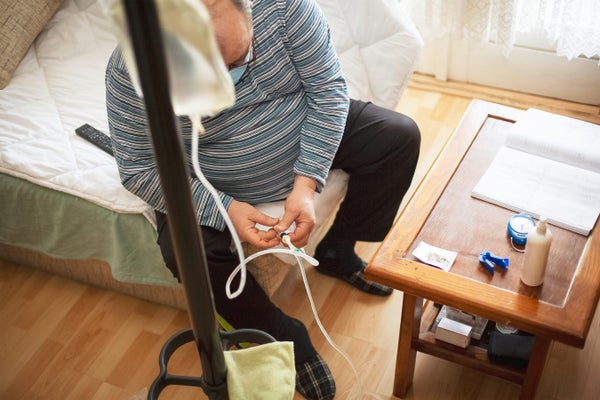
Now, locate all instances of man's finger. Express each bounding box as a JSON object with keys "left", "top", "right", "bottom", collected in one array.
[
  {"left": 257, "top": 229, "right": 278, "bottom": 241},
  {"left": 274, "top": 212, "right": 296, "bottom": 233},
  {"left": 252, "top": 211, "right": 280, "bottom": 228}
]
